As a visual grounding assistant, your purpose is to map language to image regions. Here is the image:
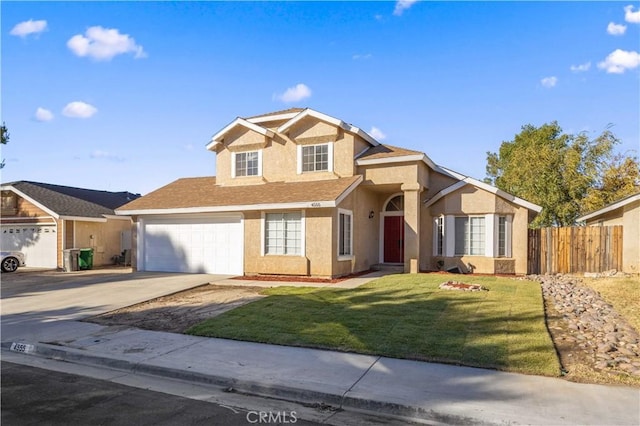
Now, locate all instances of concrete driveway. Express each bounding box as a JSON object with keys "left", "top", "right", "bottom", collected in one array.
[{"left": 1, "top": 267, "right": 232, "bottom": 341}]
